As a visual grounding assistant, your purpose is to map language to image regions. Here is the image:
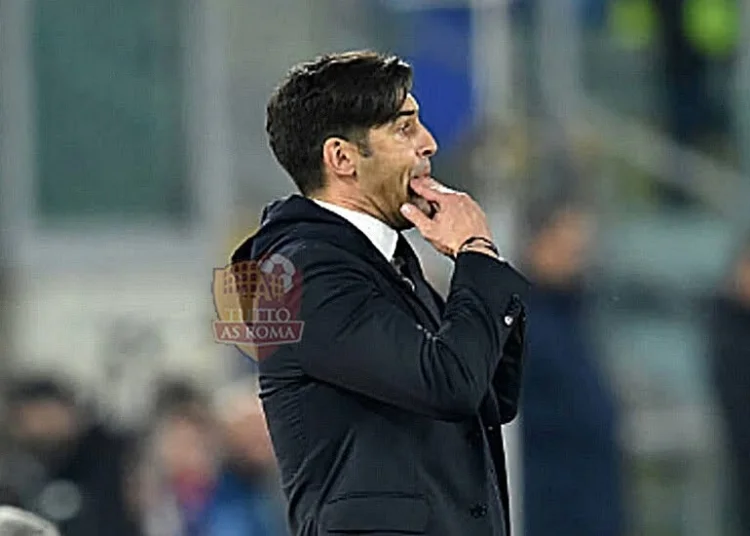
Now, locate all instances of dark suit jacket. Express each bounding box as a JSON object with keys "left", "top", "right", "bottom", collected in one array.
[{"left": 231, "top": 195, "right": 530, "bottom": 536}]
